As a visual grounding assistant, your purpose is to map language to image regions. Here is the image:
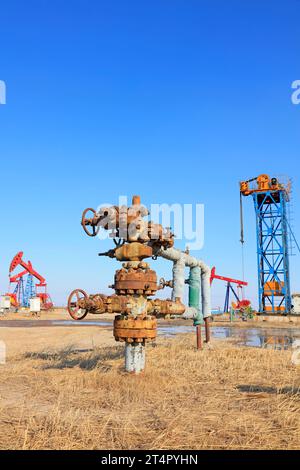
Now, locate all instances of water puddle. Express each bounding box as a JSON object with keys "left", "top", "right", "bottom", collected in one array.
[
  {"left": 0, "top": 318, "right": 299, "bottom": 350},
  {"left": 159, "top": 325, "right": 300, "bottom": 350}
]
